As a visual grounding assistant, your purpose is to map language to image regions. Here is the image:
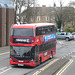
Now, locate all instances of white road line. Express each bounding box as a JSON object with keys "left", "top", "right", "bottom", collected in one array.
[
  {"left": 61, "top": 50, "right": 75, "bottom": 59},
  {"left": 0, "top": 67, "right": 7, "bottom": 70},
  {"left": 0, "top": 52, "right": 10, "bottom": 56},
  {"left": 0, "top": 67, "right": 12, "bottom": 74}
]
